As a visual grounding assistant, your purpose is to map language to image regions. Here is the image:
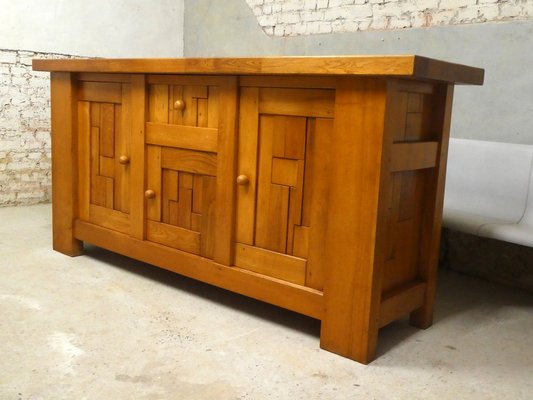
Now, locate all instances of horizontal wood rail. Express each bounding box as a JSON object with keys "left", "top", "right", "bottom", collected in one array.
[
  {"left": 161, "top": 147, "right": 217, "bottom": 176},
  {"left": 78, "top": 81, "right": 122, "bottom": 104},
  {"left": 146, "top": 122, "right": 218, "bottom": 153},
  {"left": 88, "top": 205, "right": 129, "bottom": 233},
  {"left": 147, "top": 74, "right": 229, "bottom": 86},
  {"left": 240, "top": 76, "right": 337, "bottom": 89},
  {"left": 76, "top": 72, "right": 133, "bottom": 83},
  {"left": 234, "top": 243, "right": 307, "bottom": 286},
  {"left": 146, "top": 220, "right": 201, "bottom": 255},
  {"left": 391, "top": 141, "right": 439, "bottom": 172},
  {"left": 259, "top": 88, "right": 335, "bottom": 118},
  {"left": 379, "top": 281, "right": 427, "bottom": 328}
]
